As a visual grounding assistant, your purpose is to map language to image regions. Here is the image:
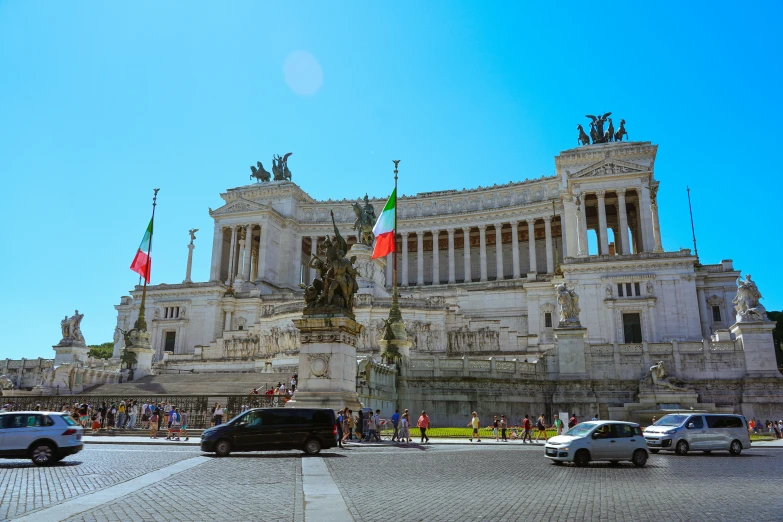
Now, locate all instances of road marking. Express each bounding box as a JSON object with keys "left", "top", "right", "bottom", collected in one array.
[
  {"left": 301, "top": 457, "right": 353, "bottom": 521},
  {"left": 11, "top": 456, "right": 210, "bottom": 522}
]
